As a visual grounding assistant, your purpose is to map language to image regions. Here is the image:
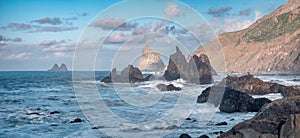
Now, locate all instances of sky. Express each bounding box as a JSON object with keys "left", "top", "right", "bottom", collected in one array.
[{"left": 0, "top": 0, "right": 287, "bottom": 71}]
